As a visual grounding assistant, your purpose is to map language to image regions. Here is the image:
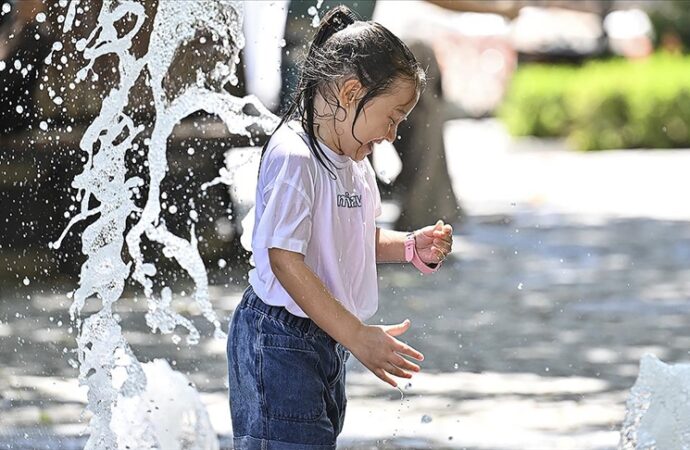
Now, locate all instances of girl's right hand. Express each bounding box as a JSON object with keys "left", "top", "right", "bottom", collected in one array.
[{"left": 348, "top": 319, "right": 424, "bottom": 388}]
